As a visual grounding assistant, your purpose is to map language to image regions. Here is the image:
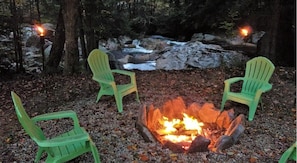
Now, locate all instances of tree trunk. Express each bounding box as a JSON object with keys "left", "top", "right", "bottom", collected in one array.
[
  {"left": 275, "top": 0, "right": 295, "bottom": 66},
  {"left": 84, "top": 1, "right": 97, "bottom": 54},
  {"left": 10, "top": 0, "right": 24, "bottom": 73},
  {"left": 62, "top": 0, "right": 79, "bottom": 75},
  {"left": 45, "top": 8, "right": 65, "bottom": 74},
  {"left": 257, "top": 0, "right": 295, "bottom": 67},
  {"left": 78, "top": 2, "right": 88, "bottom": 71}
]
